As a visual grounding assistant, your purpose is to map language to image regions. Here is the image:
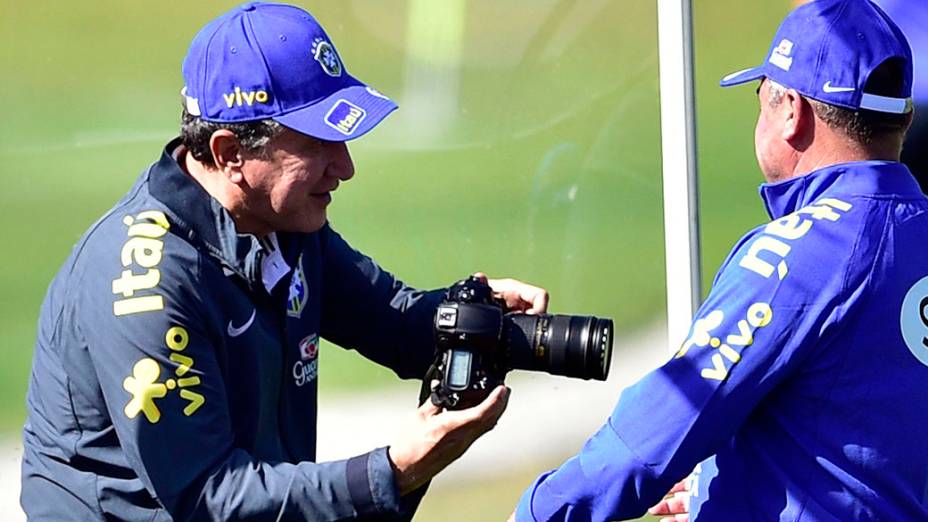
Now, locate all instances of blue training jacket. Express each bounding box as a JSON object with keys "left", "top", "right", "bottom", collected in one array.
[
  {"left": 21, "top": 139, "right": 445, "bottom": 520},
  {"left": 516, "top": 161, "right": 928, "bottom": 521}
]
